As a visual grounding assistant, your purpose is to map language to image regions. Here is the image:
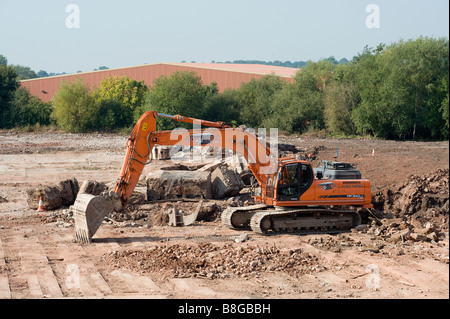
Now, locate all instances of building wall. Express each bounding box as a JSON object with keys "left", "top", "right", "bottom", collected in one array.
[{"left": 20, "top": 63, "right": 296, "bottom": 103}]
